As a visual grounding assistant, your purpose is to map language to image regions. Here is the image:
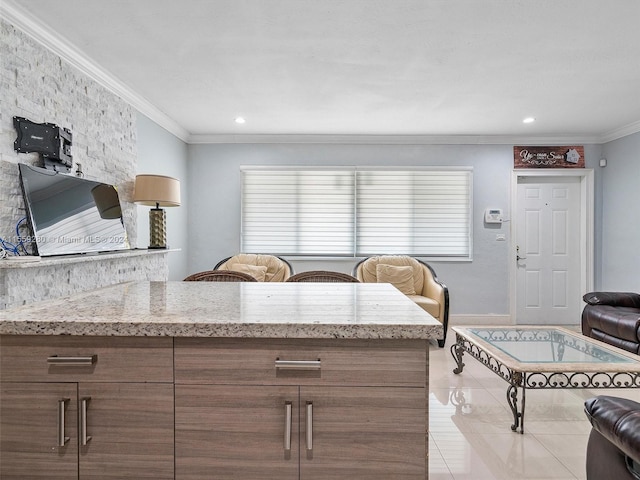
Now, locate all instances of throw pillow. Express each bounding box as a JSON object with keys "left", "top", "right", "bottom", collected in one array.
[
  {"left": 375, "top": 264, "right": 416, "bottom": 295},
  {"left": 230, "top": 264, "right": 268, "bottom": 281}
]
